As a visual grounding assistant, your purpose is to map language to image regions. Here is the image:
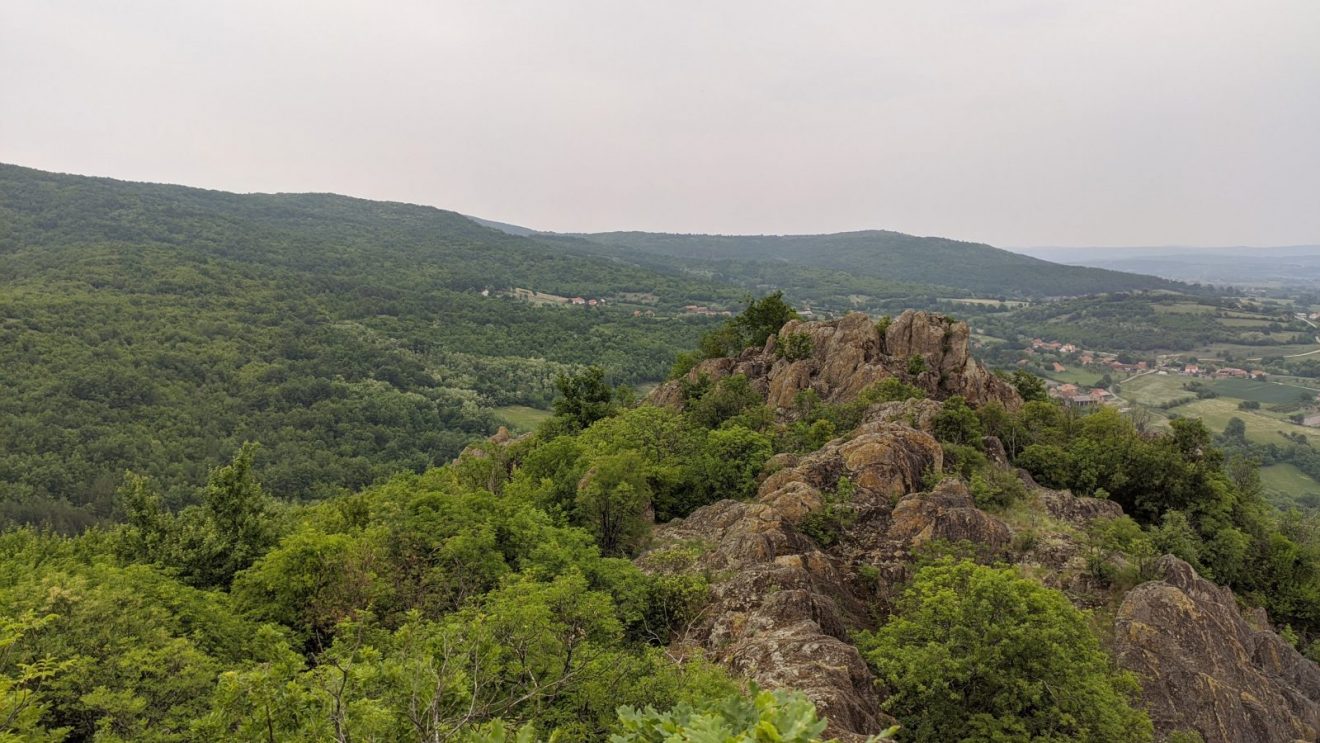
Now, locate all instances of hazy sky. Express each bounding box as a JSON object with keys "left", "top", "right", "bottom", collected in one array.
[{"left": 3, "top": 1, "right": 1318, "bottom": 247}]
